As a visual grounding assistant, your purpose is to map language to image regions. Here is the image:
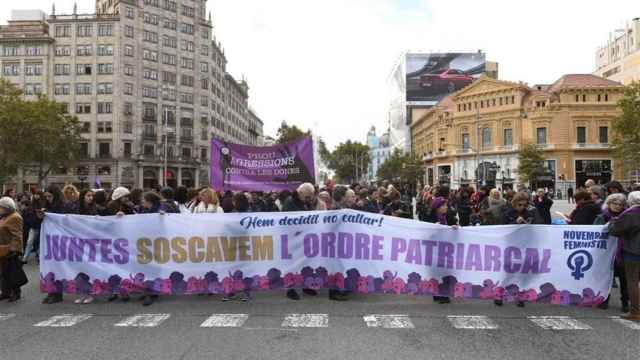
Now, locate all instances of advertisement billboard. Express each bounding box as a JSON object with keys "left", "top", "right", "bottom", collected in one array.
[{"left": 406, "top": 52, "right": 486, "bottom": 103}]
